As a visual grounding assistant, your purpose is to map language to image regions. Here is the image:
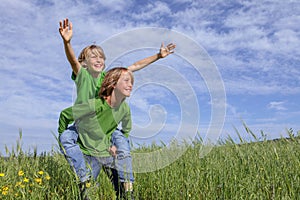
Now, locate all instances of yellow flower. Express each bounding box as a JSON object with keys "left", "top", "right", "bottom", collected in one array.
[
  {"left": 85, "top": 182, "right": 91, "bottom": 188},
  {"left": 23, "top": 178, "right": 29, "bottom": 183},
  {"left": 18, "top": 170, "right": 24, "bottom": 176},
  {"left": 35, "top": 178, "right": 42, "bottom": 184},
  {"left": 2, "top": 186, "right": 8, "bottom": 195},
  {"left": 2, "top": 186, "right": 9, "bottom": 191},
  {"left": 38, "top": 171, "right": 44, "bottom": 175},
  {"left": 0, "top": 173, "right": 5, "bottom": 177},
  {"left": 45, "top": 175, "right": 51, "bottom": 180},
  {"left": 15, "top": 182, "right": 22, "bottom": 187}
]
